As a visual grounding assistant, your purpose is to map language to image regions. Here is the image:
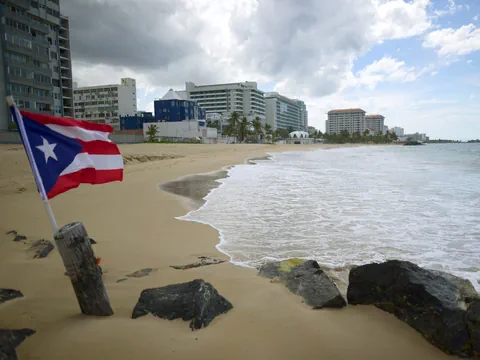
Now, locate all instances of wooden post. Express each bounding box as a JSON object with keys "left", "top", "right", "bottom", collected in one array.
[{"left": 54, "top": 222, "right": 113, "bottom": 316}]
